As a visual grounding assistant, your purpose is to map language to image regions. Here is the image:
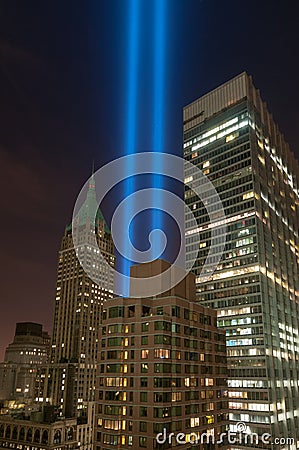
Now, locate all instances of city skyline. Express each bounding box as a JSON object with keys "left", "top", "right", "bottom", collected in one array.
[
  {"left": 1, "top": 0, "right": 299, "bottom": 360},
  {"left": 2, "top": 3, "right": 299, "bottom": 450}
]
